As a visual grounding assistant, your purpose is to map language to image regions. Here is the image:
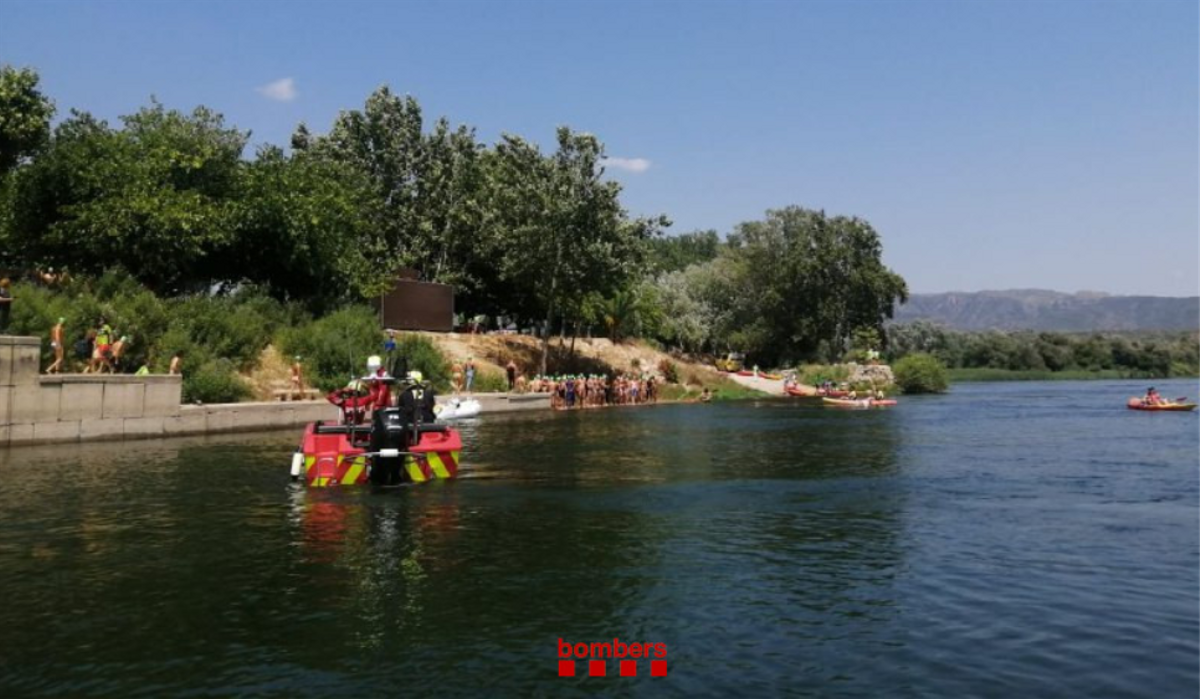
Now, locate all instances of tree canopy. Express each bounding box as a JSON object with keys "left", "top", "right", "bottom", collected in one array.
[{"left": 0, "top": 67, "right": 916, "bottom": 368}]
